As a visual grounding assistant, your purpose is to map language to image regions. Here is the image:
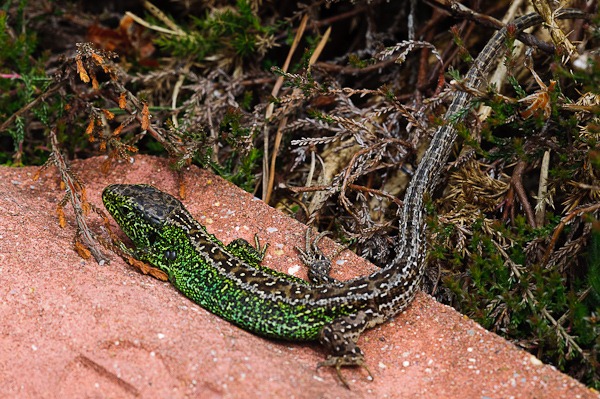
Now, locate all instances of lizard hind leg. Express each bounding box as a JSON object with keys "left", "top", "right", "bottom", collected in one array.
[{"left": 317, "top": 311, "right": 374, "bottom": 388}]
